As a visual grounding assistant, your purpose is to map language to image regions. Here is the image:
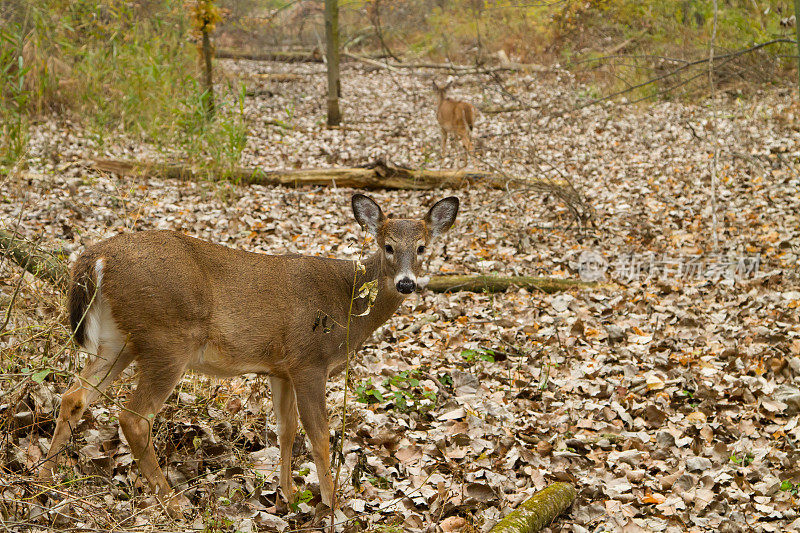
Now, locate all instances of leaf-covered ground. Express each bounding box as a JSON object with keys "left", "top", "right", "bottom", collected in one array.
[{"left": 1, "top": 59, "right": 800, "bottom": 532}]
